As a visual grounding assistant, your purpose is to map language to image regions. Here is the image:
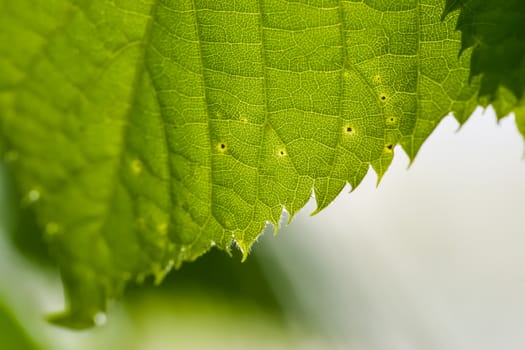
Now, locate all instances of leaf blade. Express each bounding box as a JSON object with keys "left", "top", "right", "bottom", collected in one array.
[{"left": 0, "top": 0, "right": 523, "bottom": 327}]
